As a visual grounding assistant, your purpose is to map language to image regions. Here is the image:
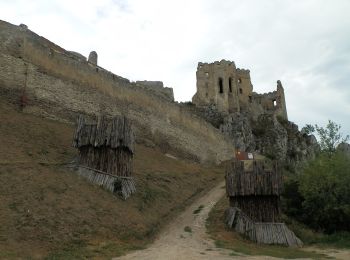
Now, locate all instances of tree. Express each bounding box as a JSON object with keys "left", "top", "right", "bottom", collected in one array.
[
  {"left": 298, "top": 152, "right": 350, "bottom": 233},
  {"left": 316, "top": 120, "right": 349, "bottom": 154},
  {"left": 301, "top": 124, "right": 315, "bottom": 135},
  {"left": 303, "top": 120, "right": 349, "bottom": 154},
  {"left": 284, "top": 121, "right": 350, "bottom": 233}
]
